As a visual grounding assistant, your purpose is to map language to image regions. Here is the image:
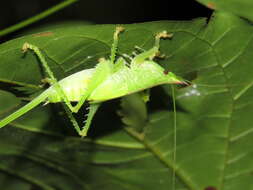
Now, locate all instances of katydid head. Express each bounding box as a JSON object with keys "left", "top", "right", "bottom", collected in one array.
[
  {"left": 164, "top": 71, "right": 186, "bottom": 85},
  {"left": 134, "top": 59, "right": 185, "bottom": 85}
]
